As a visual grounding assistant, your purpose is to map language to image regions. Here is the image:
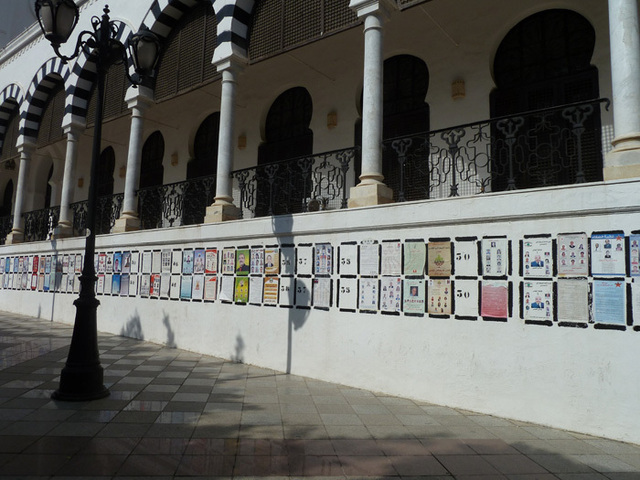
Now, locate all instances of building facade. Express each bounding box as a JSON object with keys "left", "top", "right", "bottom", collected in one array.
[{"left": 0, "top": 0, "right": 639, "bottom": 443}]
